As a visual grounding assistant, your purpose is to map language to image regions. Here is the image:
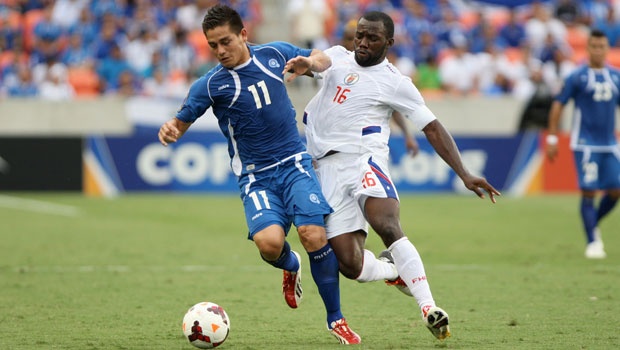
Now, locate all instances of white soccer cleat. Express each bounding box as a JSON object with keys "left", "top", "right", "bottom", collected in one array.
[
  {"left": 585, "top": 240, "right": 606, "bottom": 259},
  {"left": 423, "top": 306, "right": 451, "bottom": 340},
  {"left": 282, "top": 251, "right": 303, "bottom": 308},
  {"left": 379, "top": 250, "right": 413, "bottom": 297}
]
